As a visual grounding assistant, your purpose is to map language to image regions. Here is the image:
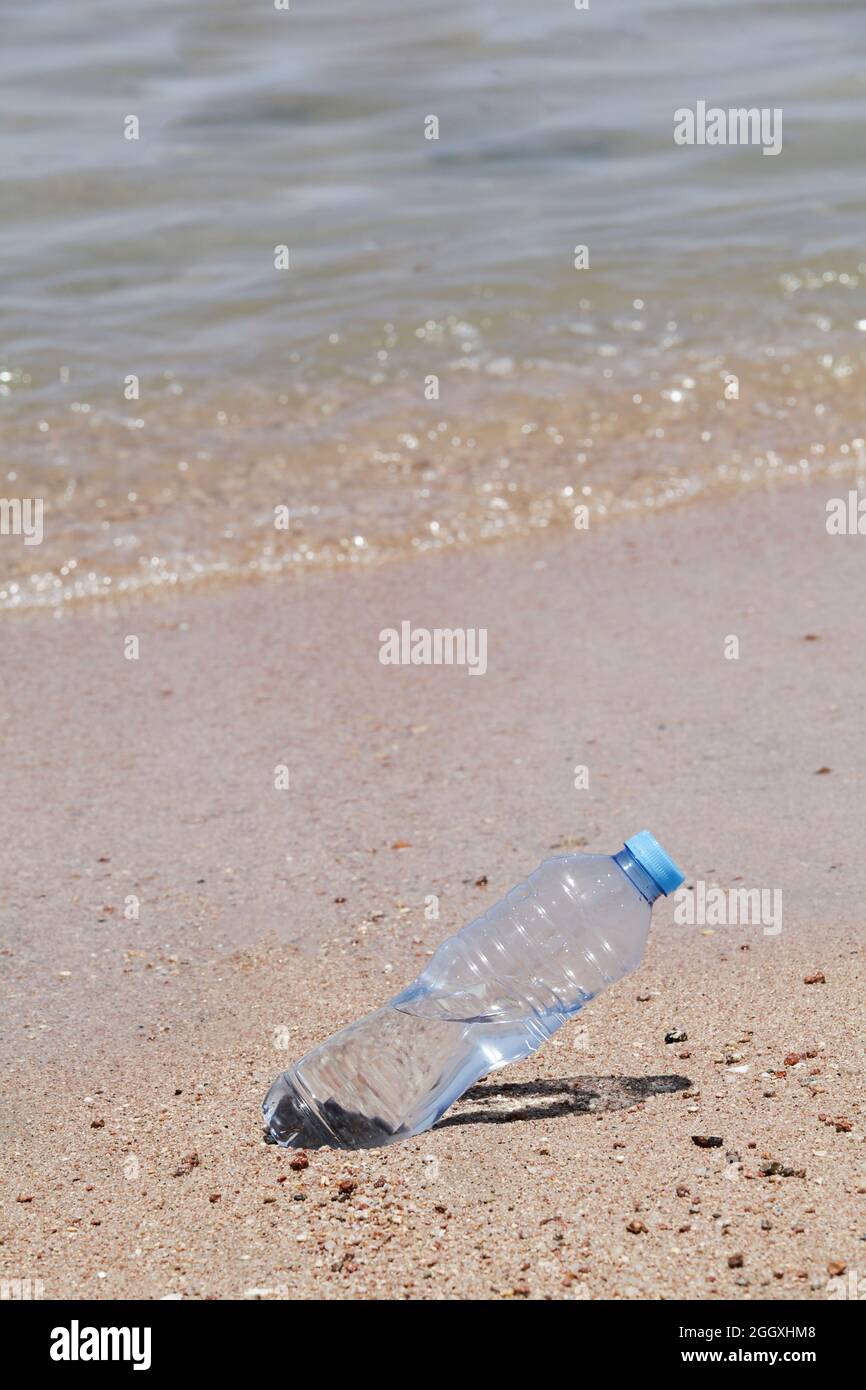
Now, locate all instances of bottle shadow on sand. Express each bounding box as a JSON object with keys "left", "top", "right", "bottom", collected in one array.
[
  {"left": 435, "top": 1073, "right": 691, "bottom": 1131},
  {"left": 263, "top": 1072, "right": 692, "bottom": 1148}
]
